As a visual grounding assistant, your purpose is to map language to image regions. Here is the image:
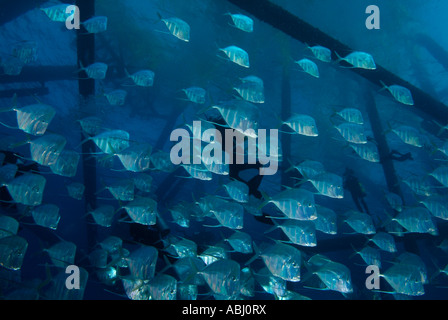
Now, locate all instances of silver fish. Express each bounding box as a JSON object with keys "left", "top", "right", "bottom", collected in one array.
[
  {"left": 160, "top": 17, "right": 190, "bottom": 42},
  {"left": 88, "top": 205, "right": 116, "bottom": 227},
  {"left": 368, "top": 232, "right": 397, "bottom": 253},
  {"left": 234, "top": 76, "right": 265, "bottom": 103},
  {"left": 200, "top": 259, "right": 240, "bottom": 297},
  {"left": 344, "top": 211, "right": 376, "bottom": 234},
  {"left": 224, "top": 180, "right": 249, "bottom": 203},
  {"left": 80, "top": 62, "right": 108, "bottom": 80},
  {"left": 282, "top": 114, "right": 319, "bottom": 136},
  {"left": 380, "top": 81, "right": 414, "bottom": 106},
  {"left": 262, "top": 188, "right": 317, "bottom": 220},
  {"left": 256, "top": 242, "right": 302, "bottom": 282},
  {"left": 66, "top": 182, "right": 85, "bottom": 200},
  {"left": 430, "top": 166, "right": 448, "bottom": 187},
  {"left": 44, "top": 241, "right": 77, "bottom": 268},
  {"left": 307, "top": 172, "right": 344, "bottom": 199},
  {"left": 181, "top": 87, "right": 206, "bottom": 104},
  {"left": 0, "top": 236, "right": 28, "bottom": 271},
  {"left": 82, "top": 16, "right": 108, "bottom": 34},
  {"left": 295, "top": 58, "right": 319, "bottom": 78},
  {"left": 336, "top": 51, "right": 376, "bottom": 70},
  {"left": 218, "top": 45, "right": 250, "bottom": 68},
  {"left": 31, "top": 204, "right": 60, "bottom": 230},
  {"left": 49, "top": 149, "right": 80, "bottom": 177},
  {"left": 226, "top": 13, "right": 254, "bottom": 32},
  {"left": 122, "top": 197, "right": 158, "bottom": 226},
  {"left": 334, "top": 122, "right": 367, "bottom": 144},
  {"left": 125, "top": 69, "right": 155, "bottom": 87},
  {"left": 307, "top": 45, "right": 332, "bottom": 62},
  {"left": 116, "top": 143, "right": 152, "bottom": 172}
]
